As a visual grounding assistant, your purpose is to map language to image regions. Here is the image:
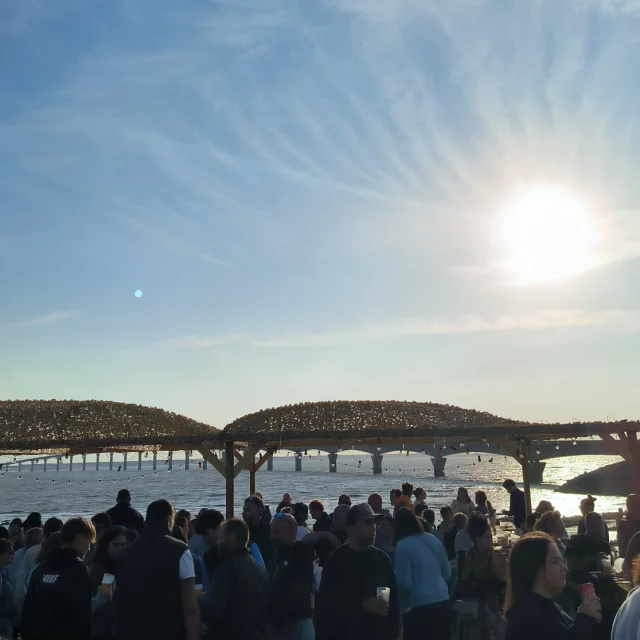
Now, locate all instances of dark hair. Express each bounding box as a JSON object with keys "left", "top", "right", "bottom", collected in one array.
[
  {"left": 172, "top": 524, "right": 188, "bottom": 544},
  {"left": 390, "top": 488, "right": 402, "bottom": 499},
  {"left": 61, "top": 518, "right": 96, "bottom": 545},
  {"left": 145, "top": 499, "right": 175, "bottom": 530},
  {"left": 475, "top": 490, "right": 487, "bottom": 505},
  {"left": 292, "top": 503, "right": 309, "bottom": 525},
  {"left": 37, "top": 533, "right": 63, "bottom": 563},
  {"left": 244, "top": 495, "right": 265, "bottom": 513},
  {"left": 467, "top": 513, "right": 490, "bottom": 540},
  {"left": 117, "top": 489, "right": 131, "bottom": 502},
  {"left": 10, "top": 518, "right": 23, "bottom": 528},
  {"left": 24, "top": 512, "right": 43, "bottom": 529},
  {"left": 505, "top": 532, "right": 554, "bottom": 611},
  {"left": 415, "top": 504, "right": 428, "bottom": 517},
  {"left": 535, "top": 510, "right": 563, "bottom": 536},
  {"left": 223, "top": 518, "right": 249, "bottom": 548},
  {"left": 176, "top": 509, "right": 191, "bottom": 520},
  {"left": 125, "top": 528, "right": 139, "bottom": 543},
  {"left": 394, "top": 507, "right": 422, "bottom": 542},
  {"left": 309, "top": 500, "right": 324, "bottom": 512},
  {"left": 195, "top": 509, "right": 224, "bottom": 535},
  {"left": 43, "top": 517, "right": 63, "bottom": 537},
  {"left": 0, "top": 527, "right": 8, "bottom": 540},
  {"left": 0, "top": 539, "right": 14, "bottom": 555},
  {"left": 581, "top": 495, "right": 596, "bottom": 510},
  {"left": 453, "top": 513, "right": 468, "bottom": 528},
  {"left": 93, "top": 526, "right": 127, "bottom": 569},
  {"left": 424, "top": 509, "right": 436, "bottom": 525},
  {"left": 413, "top": 487, "right": 426, "bottom": 499},
  {"left": 401, "top": 482, "right": 414, "bottom": 497},
  {"left": 525, "top": 513, "right": 541, "bottom": 529},
  {"left": 92, "top": 513, "right": 111, "bottom": 529},
  {"left": 503, "top": 479, "right": 516, "bottom": 489},
  {"left": 440, "top": 506, "right": 453, "bottom": 518},
  {"left": 338, "top": 494, "right": 351, "bottom": 505},
  {"left": 175, "top": 516, "right": 188, "bottom": 530}
]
